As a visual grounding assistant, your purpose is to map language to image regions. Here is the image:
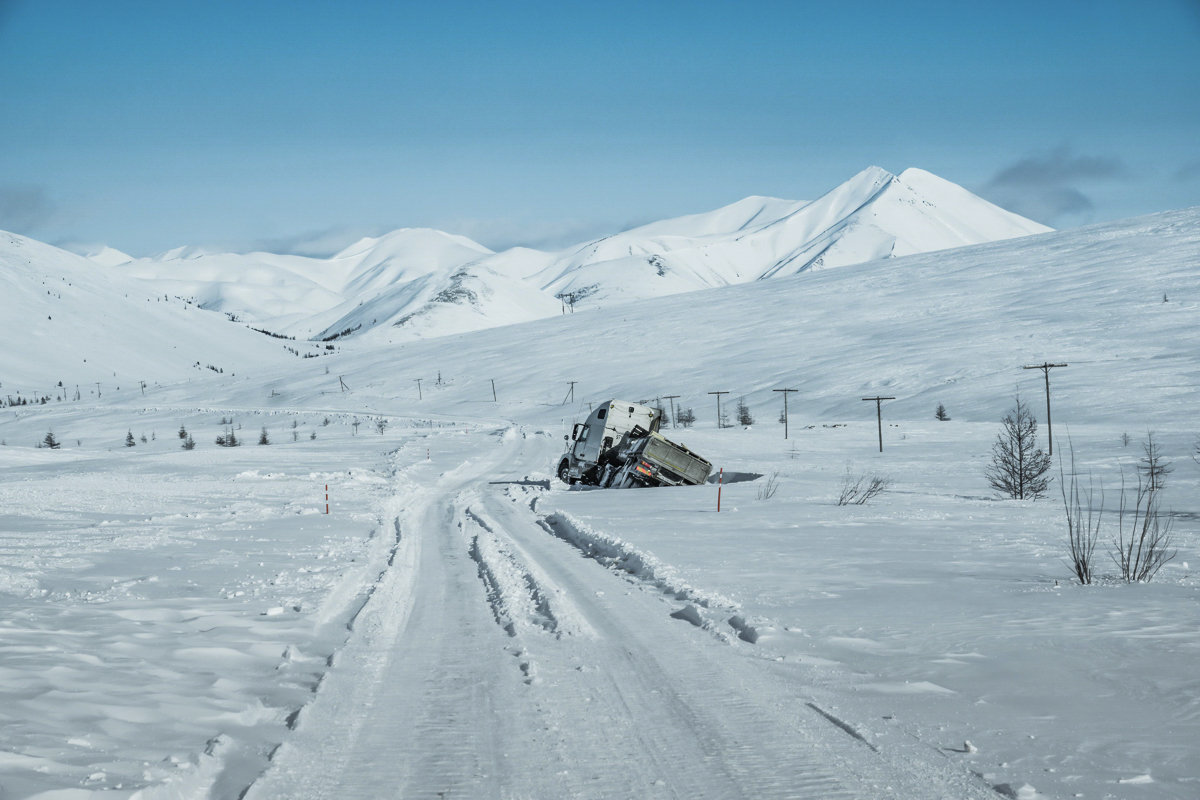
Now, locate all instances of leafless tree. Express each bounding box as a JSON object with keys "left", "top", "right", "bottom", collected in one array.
[
  {"left": 986, "top": 395, "right": 1051, "bottom": 499},
  {"left": 1059, "top": 439, "right": 1100, "bottom": 585},
  {"left": 1111, "top": 469, "right": 1176, "bottom": 582},
  {"left": 1137, "top": 431, "right": 1173, "bottom": 492}
]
